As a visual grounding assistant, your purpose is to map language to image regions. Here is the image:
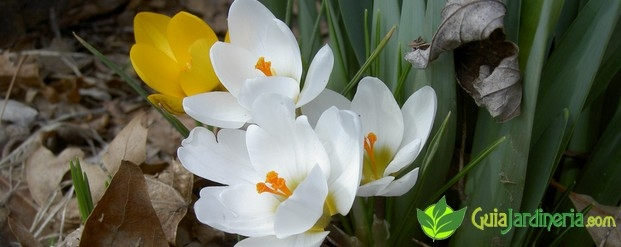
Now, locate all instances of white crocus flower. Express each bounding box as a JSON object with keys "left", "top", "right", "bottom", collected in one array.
[
  {"left": 178, "top": 94, "right": 362, "bottom": 246},
  {"left": 183, "top": 0, "right": 334, "bottom": 128},
  {"left": 303, "top": 76, "right": 437, "bottom": 196}
]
